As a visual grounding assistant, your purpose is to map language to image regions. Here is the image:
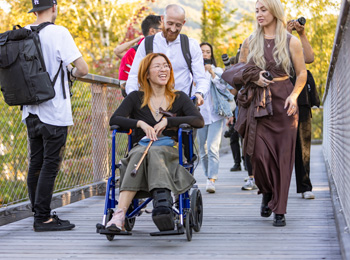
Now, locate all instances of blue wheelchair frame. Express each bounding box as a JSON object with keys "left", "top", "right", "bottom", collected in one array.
[{"left": 96, "top": 123, "right": 202, "bottom": 241}]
